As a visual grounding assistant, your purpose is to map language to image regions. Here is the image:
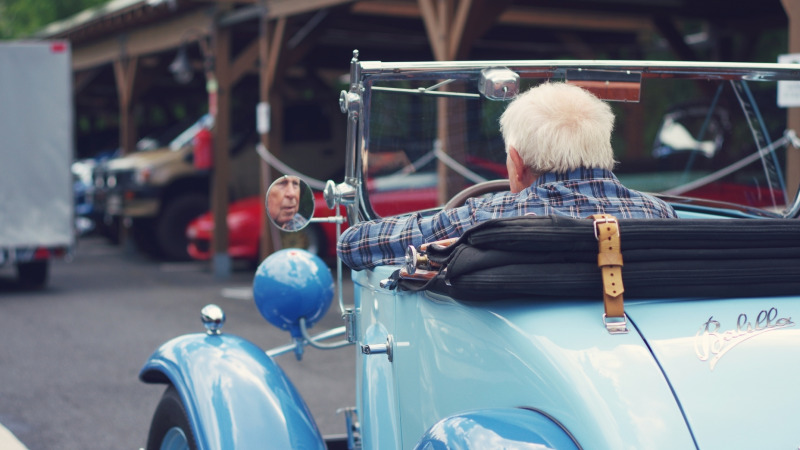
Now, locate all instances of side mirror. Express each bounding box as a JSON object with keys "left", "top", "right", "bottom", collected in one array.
[{"left": 266, "top": 175, "right": 315, "bottom": 231}]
